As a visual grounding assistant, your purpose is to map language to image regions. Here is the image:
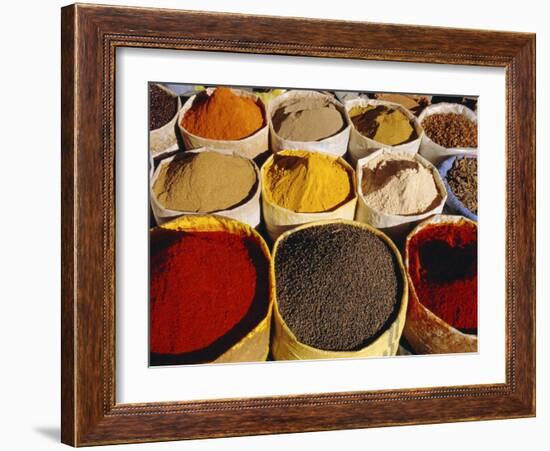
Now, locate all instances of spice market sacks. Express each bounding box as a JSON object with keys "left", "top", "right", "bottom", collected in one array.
[{"left": 147, "top": 82, "right": 480, "bottom": 365}]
